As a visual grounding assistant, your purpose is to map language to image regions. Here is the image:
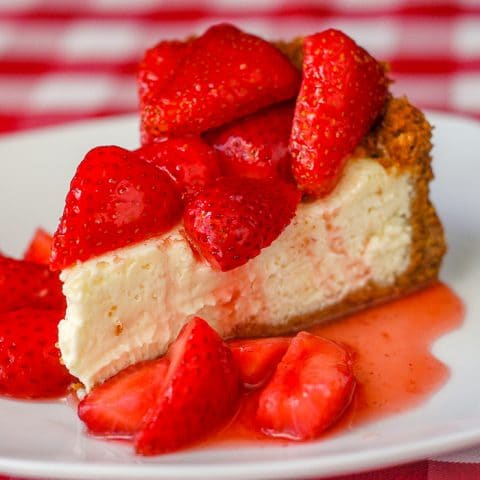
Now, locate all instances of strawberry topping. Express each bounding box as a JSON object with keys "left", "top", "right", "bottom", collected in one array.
[
  {"left": 141, "top": 24, "right": 301, "bottom": 137},
  {"left": 138, "top": 40, "right": 192, "bottom": 104},
  {"left": 0, "top": 256, "right": 65, "bottom": 313},
  {"left": 138, "top": 40, "right": 193, "bottom": 145},
  {"left": 78, "top": 317, "right": 240, "bottom": 454},
  {"left": 23, "top": 228, "right": 53, "bottom": 265},
  {"left": 290, "top": 29, "right": 388, "bottom": 196},
  {"left": 50, "top": 145, "right": 183, "bottom": 271},
  {"left": 135, "top": 137, "right": 221, "bottom": 201},
  {"left": 183, "top": 177, "right": 301, "bottom": 271},
  {"left": 135, "top": 317, "right": 240, "bottom": 455},
  {"left": 78, "top": 358, "right": 169, "bottom": 436},
  {"left": 0, "top": 308, "right": 74, "bottom": 399},
  {"left": 228, "top": 337, "right": 290, "bottom": 388},
  {"left": 205, "top": 102, "right": 295, "bottom": 181},
  {"left": 256, "top": 332, "right": 356, "bottom": 440}
]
